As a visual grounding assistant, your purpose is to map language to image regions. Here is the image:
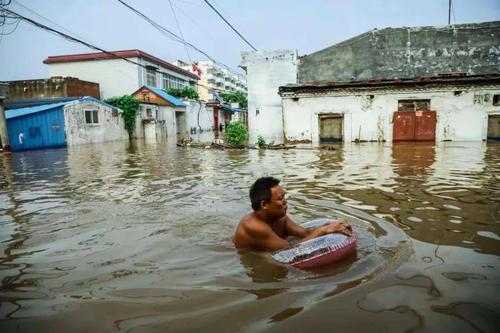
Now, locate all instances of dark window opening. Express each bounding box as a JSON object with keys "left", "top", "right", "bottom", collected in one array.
[
  {"left": 493, "top": 94, "right": 500, "bottom": 106},
  {"left": 398, "top": 99, "right": 431, "bottom": 111}
]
